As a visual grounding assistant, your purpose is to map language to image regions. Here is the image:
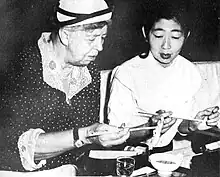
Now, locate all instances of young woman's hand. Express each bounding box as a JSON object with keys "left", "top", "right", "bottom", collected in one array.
[
  {"left": 151, "top": 110, "right": 176, "bottom": 134},
  {"left": 189, "top": 106, "right": 220, "bottom": 131}
]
